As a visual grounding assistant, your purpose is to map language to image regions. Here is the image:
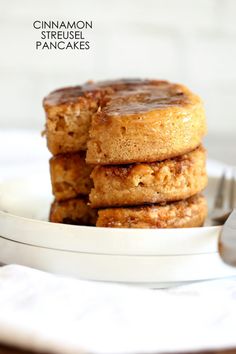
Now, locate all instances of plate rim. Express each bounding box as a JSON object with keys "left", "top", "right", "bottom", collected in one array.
[
  {"left": 0, "top": 174, "right": 222, "bottom": 256},
  {"left": 0, "top": 209, "right": 221, "bottom": 256}
]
